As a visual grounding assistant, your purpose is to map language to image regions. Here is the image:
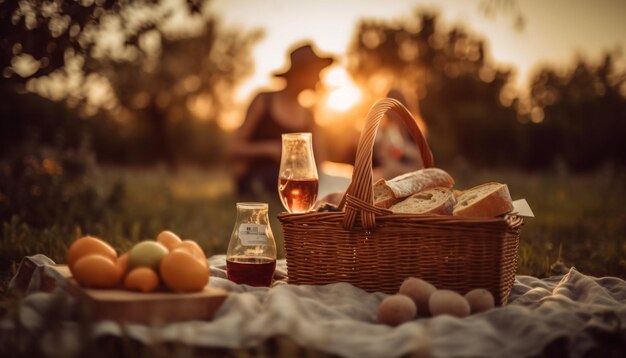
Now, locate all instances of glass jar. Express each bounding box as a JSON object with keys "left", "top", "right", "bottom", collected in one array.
[{"left": 226, "top": 202, "right": 277, "bottom": 287}]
